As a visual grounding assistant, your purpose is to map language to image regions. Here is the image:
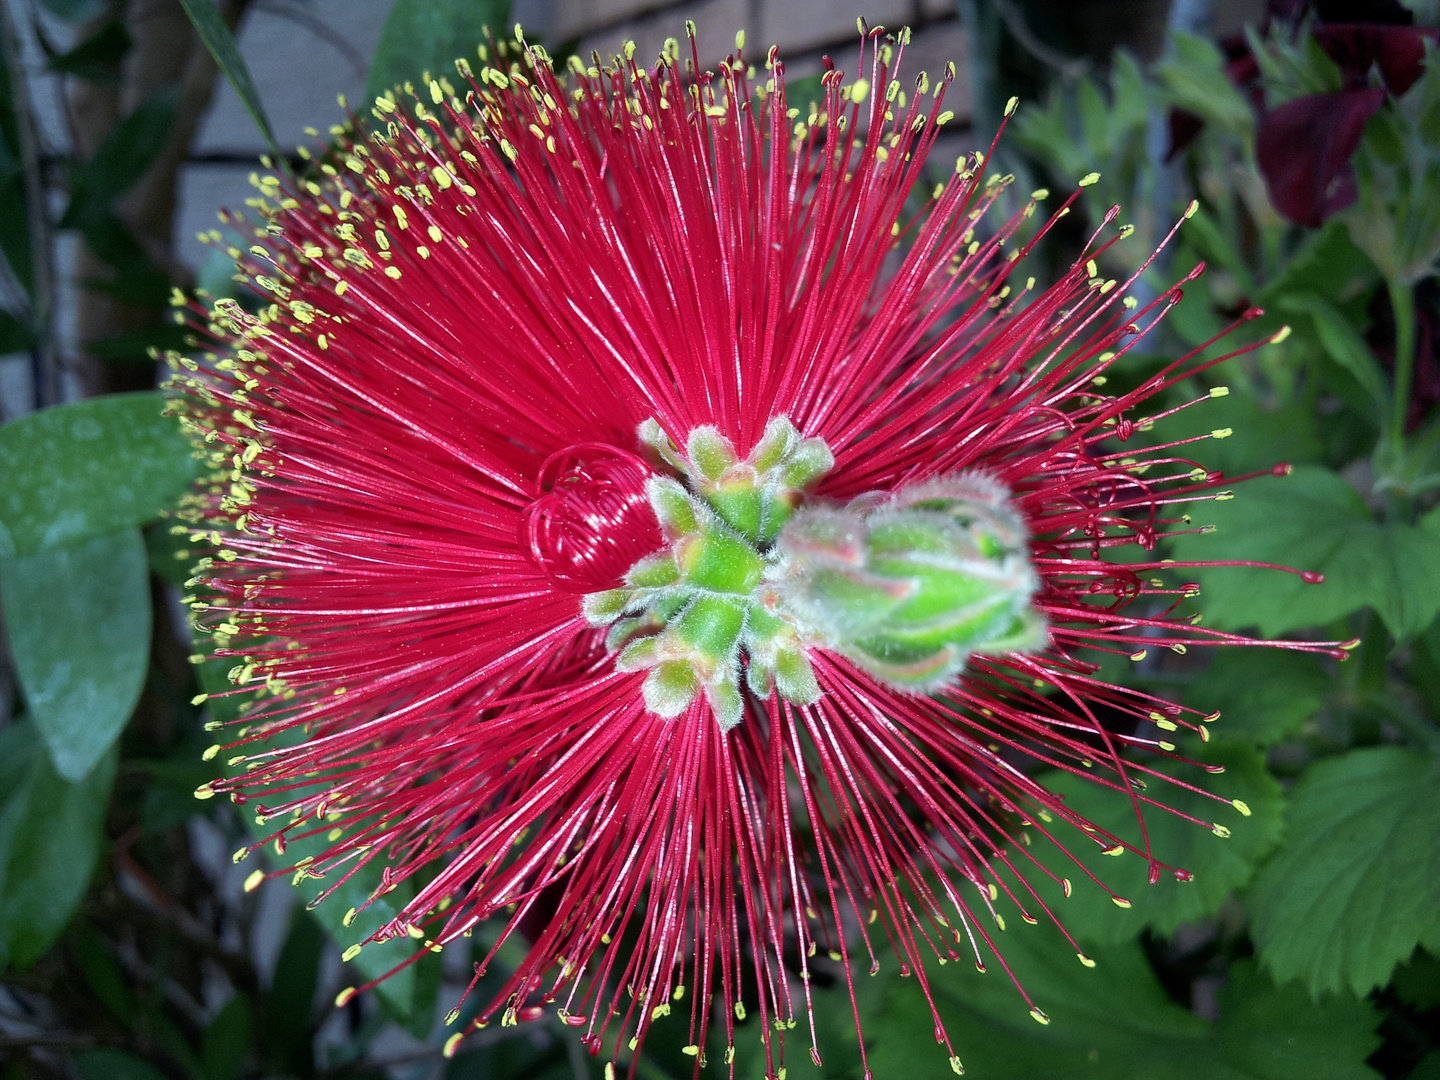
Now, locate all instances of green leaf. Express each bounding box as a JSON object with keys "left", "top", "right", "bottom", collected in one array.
[
  {"left": 1, "top": 529, "right": 151, "bottom": 780},
  {"left": 1184, "top": 649, "right": 1331, "bottom": 746},
  {"left": 0, "top": 308, "right": 34, "bottom": 353},
  {"left": 202, "top": 992, "right": 253, "bottom": 1080},
  {"left": 1273, "top": 292, "right": 1389, "bottom": 416},
  {"left": 1391, "top": 948, "right": 1440, "bottom": 1011},
  {"left": 75, "top": 1049, "right": 169, "bottom": 1080},
  {"left": 364, "top": 0, "right": 512, "bottom": 105},
  {"left": 1170, "top": 466, "right": 1440, "bottom": 639},
  {"left": 60, "top": 89, "right": 177, "bottom": 230},
  {"left": 1248, "top": 746, "right": 1440, "bottom": 998},
  {"left": 0, "top": 391, "right": 197, "bottom": 558},
  {"left": 1156, "top": 32, "right": 1255, "bottom": 138},
  {"left": 866, "top": 919, "right": 1380, "bottom": 1080},
  {"left": 176, "top": 0, "right": 278, "bottom": 153},
  {"left": 266, "top": 912, "right": 324, "bottom": 1072},
  {"left": 0, "top": 721, "right": 116, "bottom": 970},
  {"left": 70, "top": 920, "right": 135, "bottom": 1026},
  {"left": 37, "top": 0, "right": 107, "bottom": 21},
  {"left": 1149, "top": 382, "right": 1324, "bottom": 478},
  {"left": 43, "top": 19, "right": 130, "bottom": 83},
  {"left": 1013, "top": 742, "right": 1283, "bottom": 947}
]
